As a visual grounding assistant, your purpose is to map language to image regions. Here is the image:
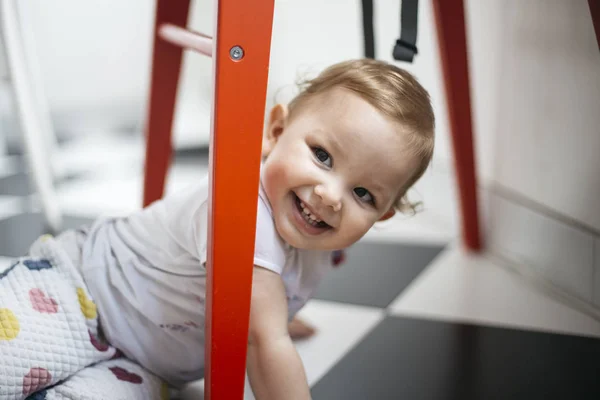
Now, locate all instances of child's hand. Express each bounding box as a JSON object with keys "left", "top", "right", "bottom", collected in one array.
[{"left": 288, "top": 317, "right": 316, "bottom": 341}]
